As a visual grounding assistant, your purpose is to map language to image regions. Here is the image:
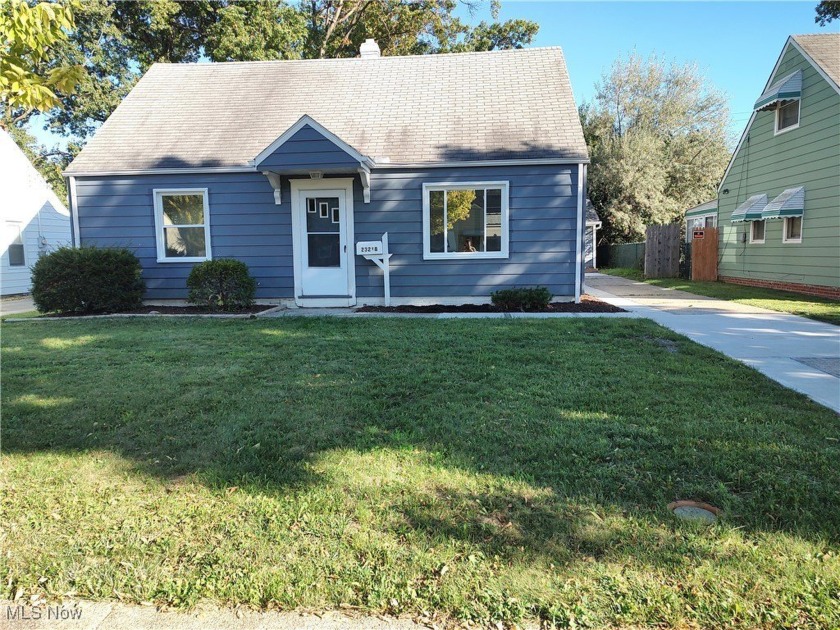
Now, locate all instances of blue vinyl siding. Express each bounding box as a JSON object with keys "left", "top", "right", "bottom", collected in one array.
[
  {"left": 257, "top": 125, "right": 361, "bottom": 171},
  {"left": 75, "top": 163, "right": 582, "bottom": 302},
  {"left": 74, "top": 173, "right": 293, "bottom": 300},
  {"left": 356, "top": 165, "right": 580, "bottom": 299}
]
